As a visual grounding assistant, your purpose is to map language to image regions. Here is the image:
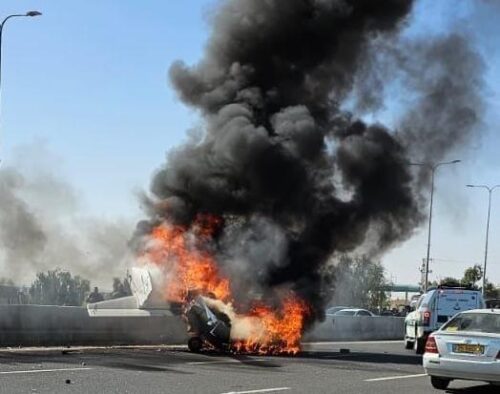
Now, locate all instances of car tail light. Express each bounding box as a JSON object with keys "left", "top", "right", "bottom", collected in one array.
[
  {"left": 425, "top": 336, "right": 439, "bottom": 354},
  {"left": 422, "top": 311, "right": 431, "bottom": 326}
]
